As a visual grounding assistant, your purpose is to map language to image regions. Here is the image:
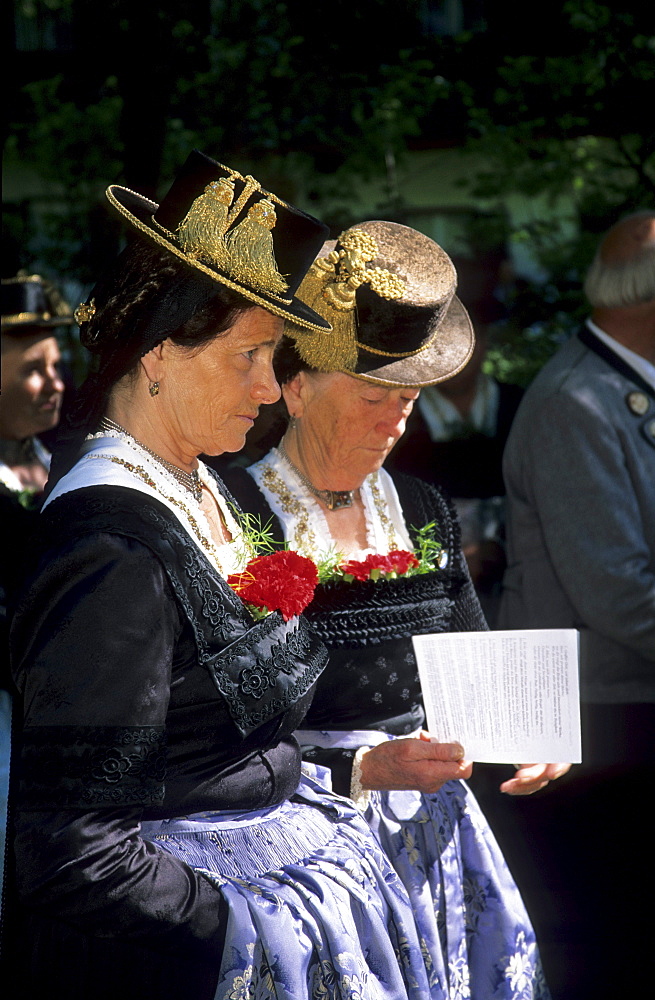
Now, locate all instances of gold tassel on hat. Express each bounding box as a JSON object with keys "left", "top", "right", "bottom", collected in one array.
[
  {"left": 286, "top": 228, "right": 405, "bottom": 372},
  {"left": 177, "top": 176, "right": 235, "bottom": 269},
  {"left": 225, "top": 198, "right": 289, "bottom": 296},
  {"left": 287, "top": 256, "right": 359, "bottom": 372}
]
